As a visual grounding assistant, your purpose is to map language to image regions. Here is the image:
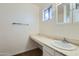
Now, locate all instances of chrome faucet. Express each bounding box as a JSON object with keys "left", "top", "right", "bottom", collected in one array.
[{"left": 63, "top": 38, "right": 69, "bottom": 43}]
